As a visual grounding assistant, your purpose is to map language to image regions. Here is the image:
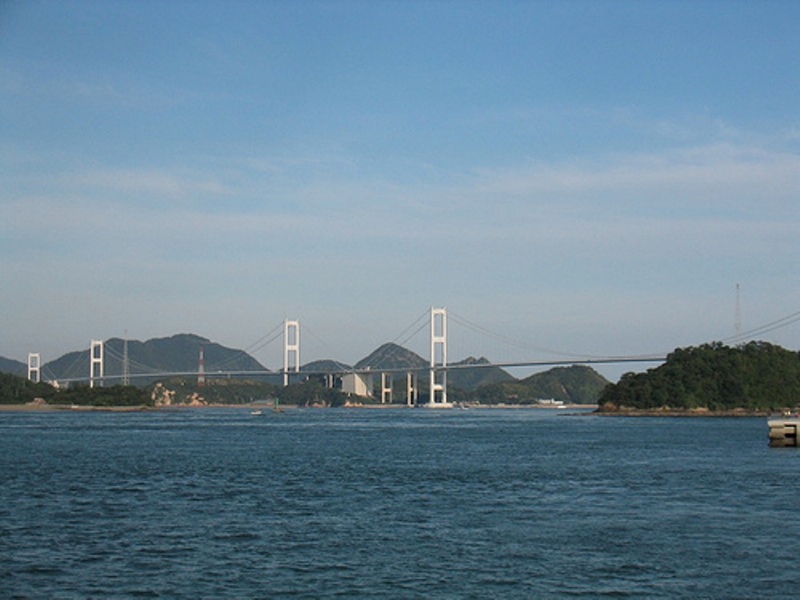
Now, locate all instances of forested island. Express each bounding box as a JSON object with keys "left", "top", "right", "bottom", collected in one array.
[
  {"left": 0, "top": 373, "right": 151, "bottom": 408},
  {"left": 598, "top": 341, "right": 800, "bottom": 414},
  {"left": 0, "top": 372, "right": 341, "bottom": 409}
]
